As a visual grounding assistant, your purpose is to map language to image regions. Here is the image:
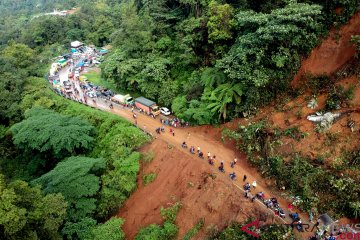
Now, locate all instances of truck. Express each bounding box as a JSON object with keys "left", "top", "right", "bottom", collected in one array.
[
  {"left": 63, "top": 81, "right": 72, "bottom": 93},
  {"left": 134, "top": 97, "right": 160, "bottom": 117},
  {"left": 111, "top": 94, "right": 134, "bottom": 106}
]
